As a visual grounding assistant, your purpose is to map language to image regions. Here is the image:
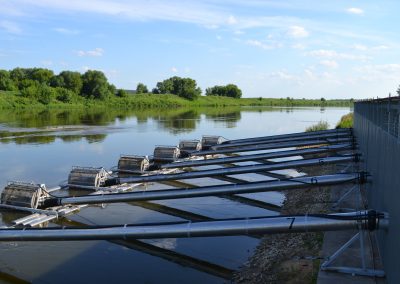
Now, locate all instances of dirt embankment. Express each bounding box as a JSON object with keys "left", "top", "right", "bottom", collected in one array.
[{"left": 233, "top": 163, "right": 336, "bottom": 283}]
